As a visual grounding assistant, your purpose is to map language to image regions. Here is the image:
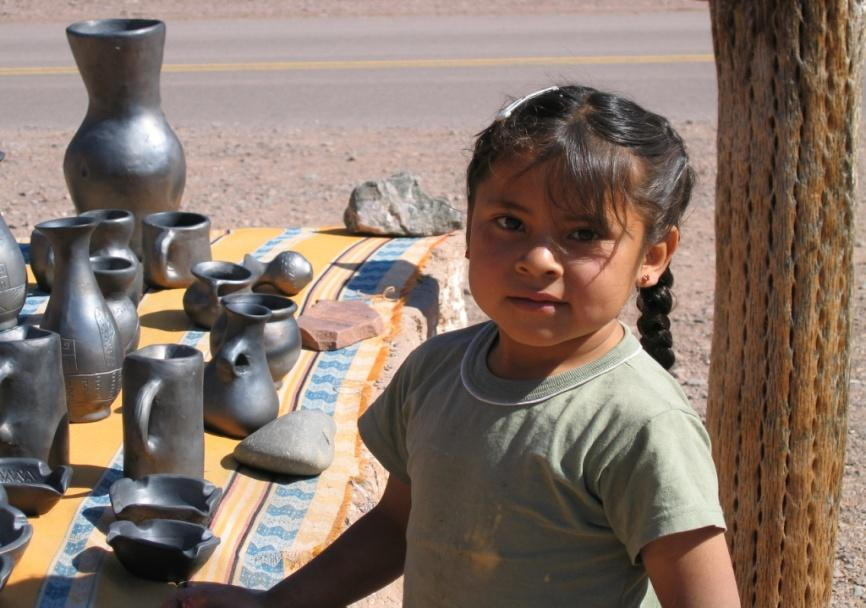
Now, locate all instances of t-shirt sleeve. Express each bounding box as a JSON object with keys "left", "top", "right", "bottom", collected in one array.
[
  {"left": 358, "top": 355, "right": 414, "bottom": 486},
  {"left": 598, "top": 409, "right": 727, "bottom": 564}
]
